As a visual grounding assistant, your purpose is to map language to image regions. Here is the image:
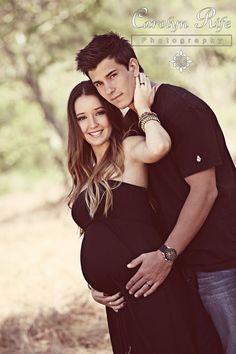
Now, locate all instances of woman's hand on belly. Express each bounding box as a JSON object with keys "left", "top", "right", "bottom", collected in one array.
[{"left": 91, "top": 288, "right": 126, "bottom": 312}]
